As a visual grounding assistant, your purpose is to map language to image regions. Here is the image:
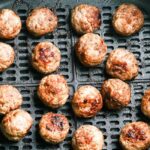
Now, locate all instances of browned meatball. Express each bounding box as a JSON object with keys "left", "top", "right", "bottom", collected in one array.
[
  {"left": 101, "top": 79, "right": 131, "bottom": 110},
  {"left": 1, "top": 109, "right": 33, "bottom": 141},
  {"left": 112, "top": 3, "right": 144, "bottom": 36},
  {"left": 0, "top": 42, "right": 15, "bottom": 72},
  {"left": 71, "top": 4, "right": 101, "bottom": 34},
  {"left": 39, "top": 112, "right": 69, "bottom": 144},
  {"left": 72, "top": 125, "right": 104, "bottom": 150},
  {"left": 0, "top": 9, "right": 21, "bottom": 39},
  {"left": 38, "top": 74, "right": 69, "bottom": 108},
  {"left": 120, "top": 122, "right": 150, "bottom": 150},
  {"left": 0, "top": 85, "right": 23, "bottom": 115},
  {"left": 32, "top": 41, "right": 61, "bottom": 74},
  {"left": 26, "top": 7, "right": 58, "bottom": 36},
  {"left": 106, "top": 49, "right": 138, "bottom": 81},
  {"left": 72, "top": 85, "right": 103, "bottom": 118},
  {"left": 75, "top": 33, "right": 107, "bottom": 67},
  {"left": 141, "top": 89, "right": 150, "bottom": 118}
]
